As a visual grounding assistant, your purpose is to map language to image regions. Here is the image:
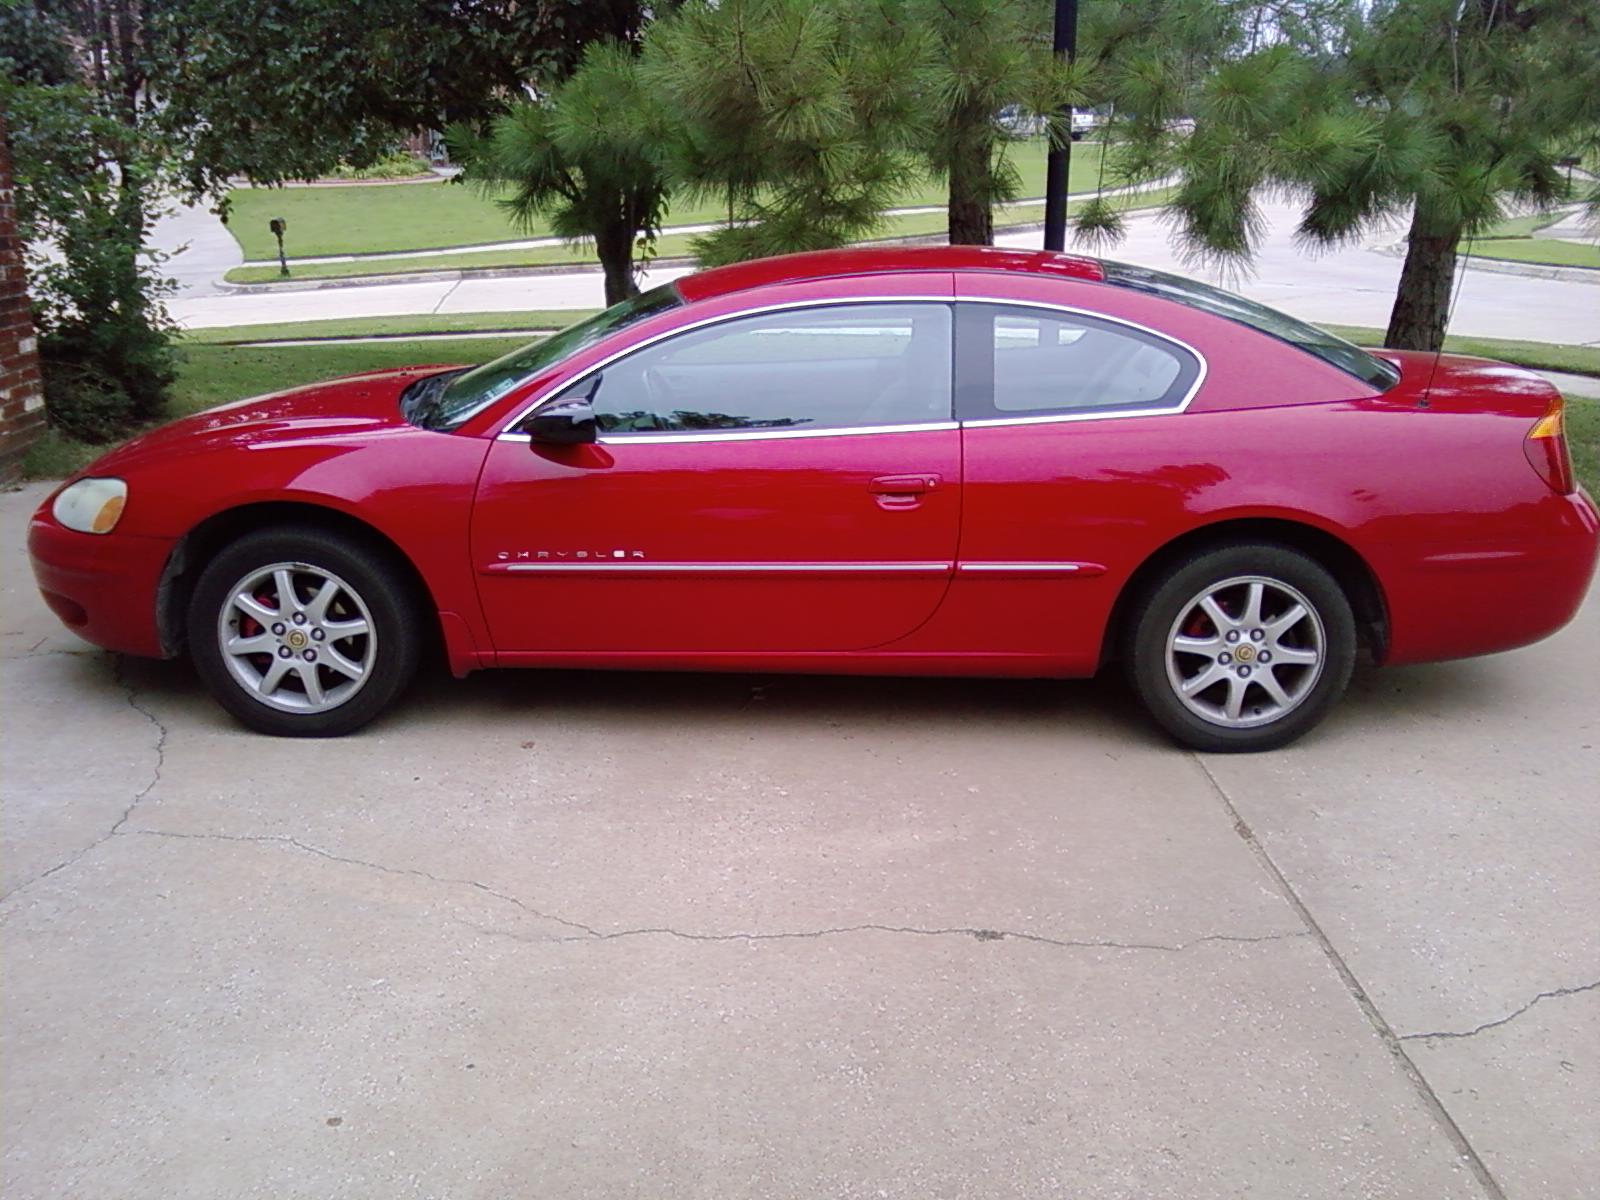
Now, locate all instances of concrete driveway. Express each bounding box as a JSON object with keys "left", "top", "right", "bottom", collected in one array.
[{"left": 2, "top": 481, "right": 1595, "bottom": 1200}]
